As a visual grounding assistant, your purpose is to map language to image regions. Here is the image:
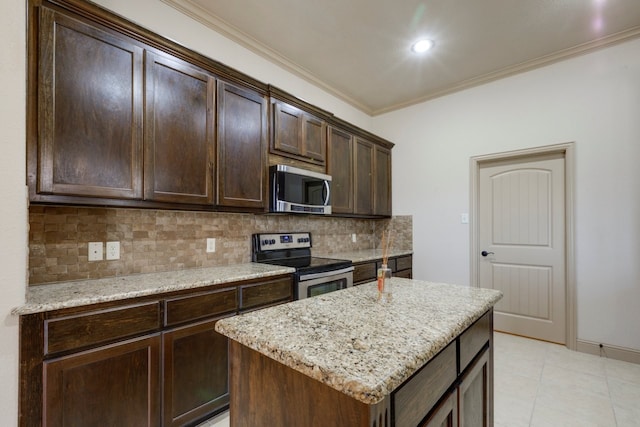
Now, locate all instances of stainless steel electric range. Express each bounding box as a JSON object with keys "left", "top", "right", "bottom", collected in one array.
[{"left": 252, "top": 232, "right": 353, "bottom": 300}]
